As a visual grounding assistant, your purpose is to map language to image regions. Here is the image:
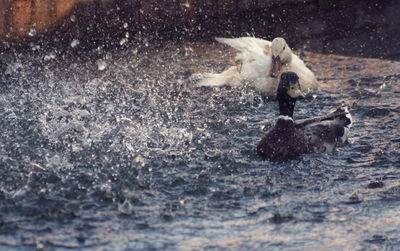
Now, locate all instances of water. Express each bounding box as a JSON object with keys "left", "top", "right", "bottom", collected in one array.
[{"left": 0, "top": 40, "right": 399, "bottom": 250}]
